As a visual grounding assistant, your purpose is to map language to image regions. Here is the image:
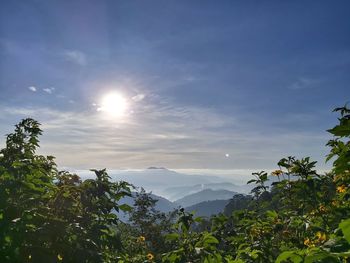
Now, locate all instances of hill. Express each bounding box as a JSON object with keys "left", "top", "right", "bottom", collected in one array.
[
  {"left": 103, "top": 168, "right": 226, "bottom": 199},
  {"left": 121, "top": 192, "right": 176, "bottom": 211},
  {"left": 165, "top": 182, "right": 250, "bottom": 201},
  {"left": 174, "top": 189, "right": 236, "bottom": 207},
  {"left": 185, "top": 199, "right": 229, "bottom": 217}
]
